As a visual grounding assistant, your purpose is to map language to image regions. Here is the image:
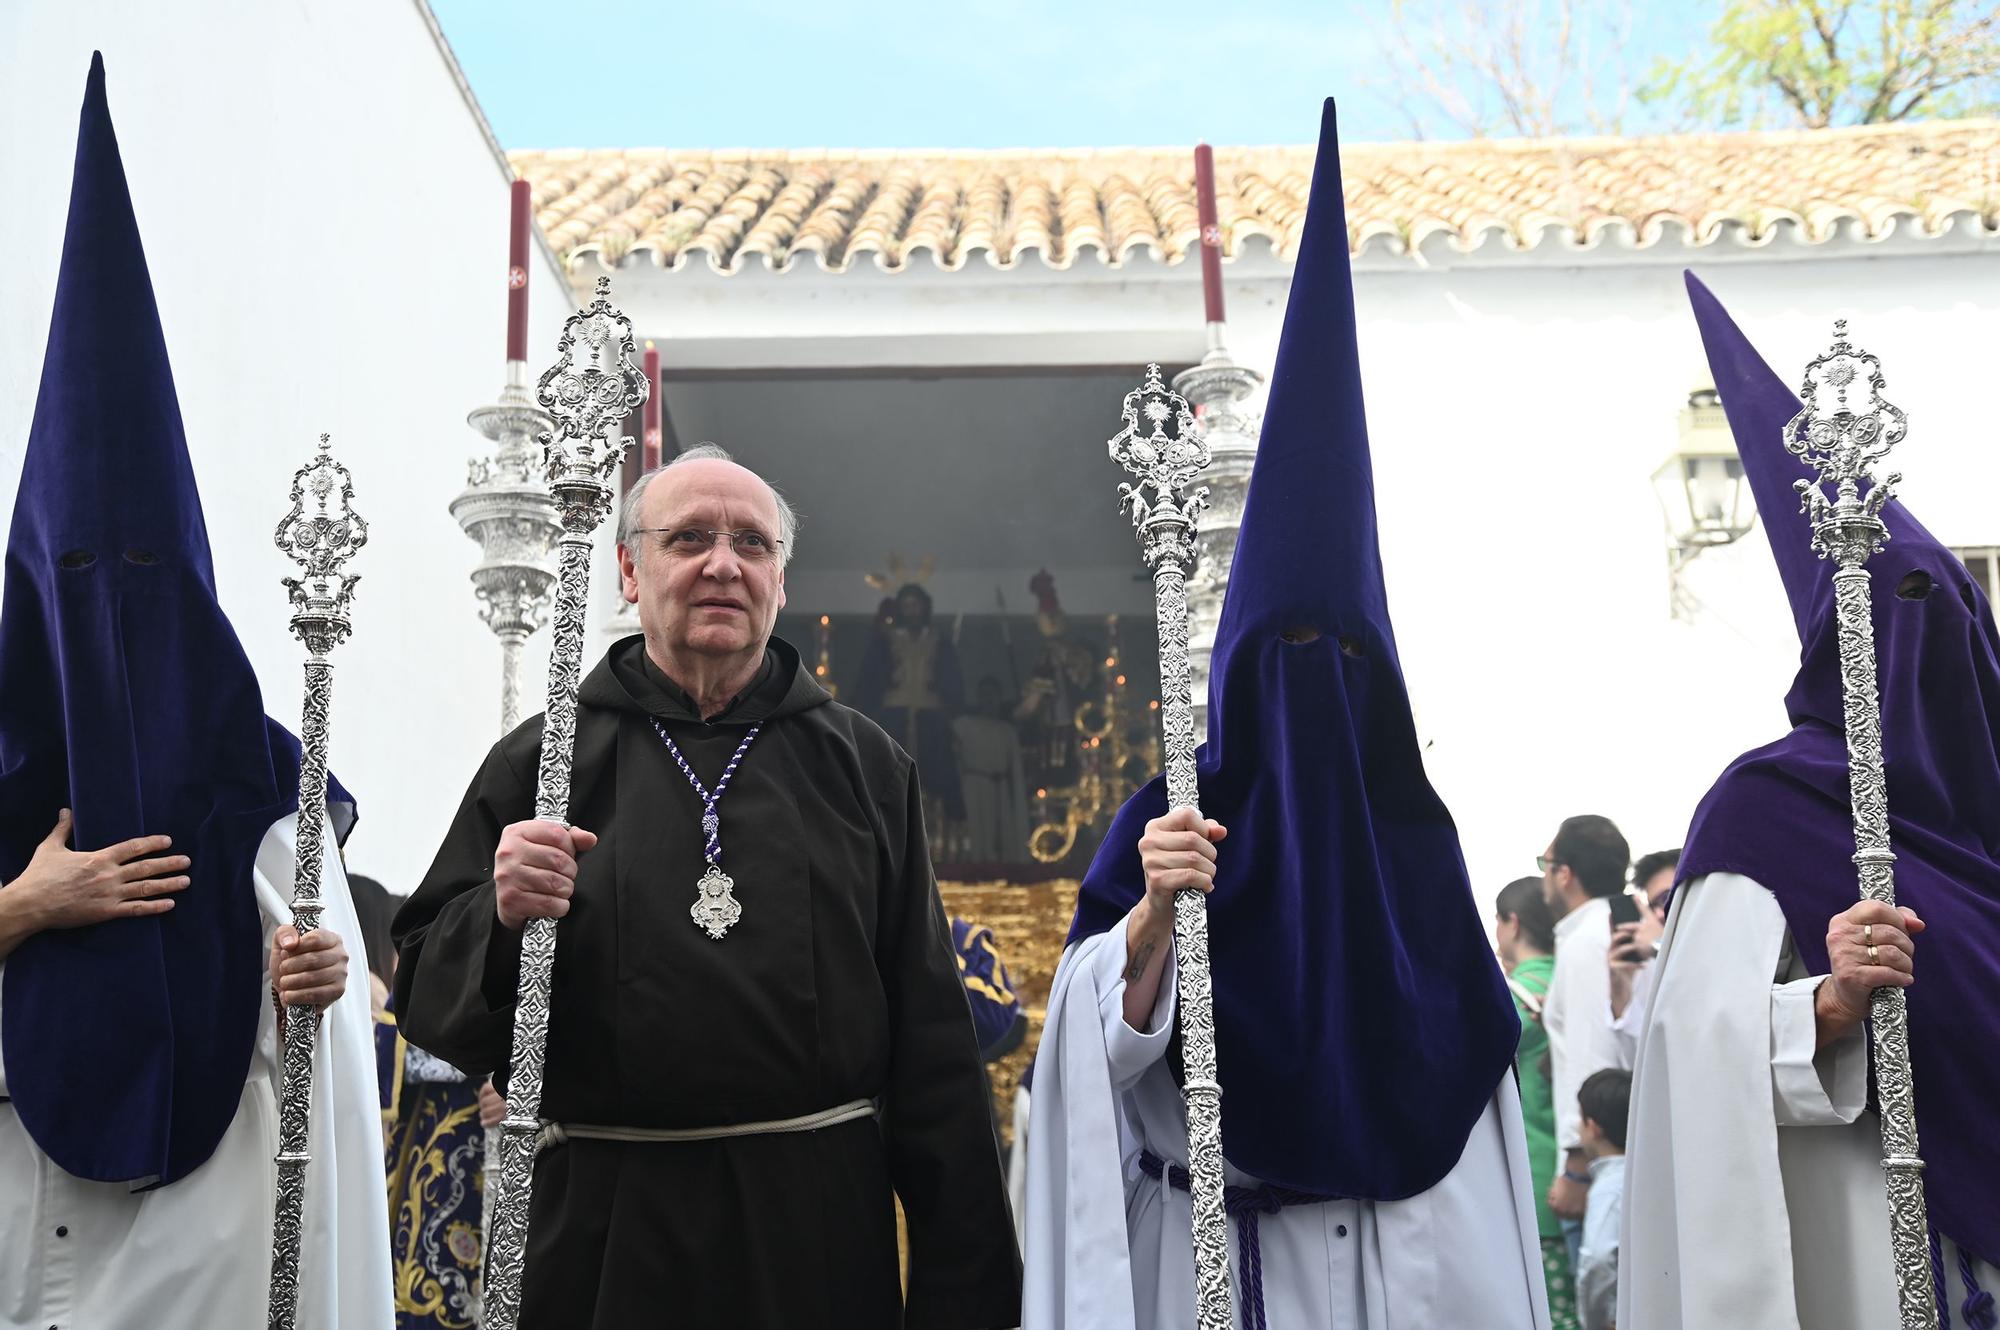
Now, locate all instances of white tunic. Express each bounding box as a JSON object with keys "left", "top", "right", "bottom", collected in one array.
[
  {"left": 1022, "top": 910, "right": 1550, "bottom": 1330},
  {"left": 1544, "top": 896, "right": 1628, "bottom": 1165},
  {"left": 0, "top": 812, "right": 394, "bottom": 1330},
  {"left": 1620, "top": 871, "right": 1995, "bottom": 1330}
]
